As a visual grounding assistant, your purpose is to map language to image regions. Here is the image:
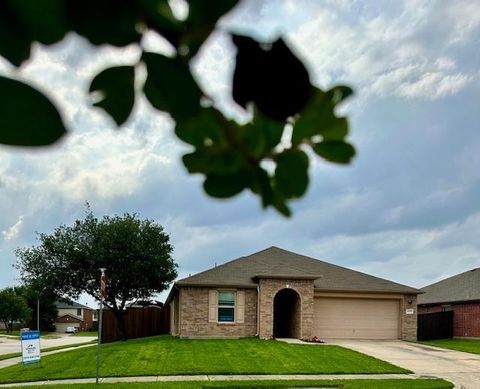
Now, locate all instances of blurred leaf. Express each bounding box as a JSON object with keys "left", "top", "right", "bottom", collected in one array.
[
  {"left": 141, "top": 0, "right": 183, "bottom": 47},
  {"left": 8, "top": 0, "right": 67, "bottom": 45},
  {"left": 0, "top": 76, "right": 66, "bottom": 146},
  {"left": 90, "top": 66, "right": 135, "bottom": 126},
  {"left": 183, "top": 0, "right": 239, "bottom": 57},
  {"left": 0, "top": 1, "right": 31, "bottom": 66},
  {"left": 245, "top": 109, "right": 285, "bottom": 157},
  {"left": 275, "top": 150, "right": 309, "bottom": 198},
  {"left": 326, "top": 85, "right": 353, "bottom": 105},
  {"left": 183, "top": 149, "right": 244, "bottom": 174},
  {"left": 175, "top": 108, "right": 225, "bottom": 146},
  {"left": 232, "top": 34, "right": 311, "bottom": 121},
  {"left": 313, "top": 141, "right": 355, "bottom": 164},
  {"left": 143, "top": 52, "right": 202, "bottom": 119},
  {"left": 292, "top": 88, "right": 350, "bottom": 144},
  {"left": 66, "top": 0, "right": 141, "bottom": 46},
  {"left": 203, "top": 171, "right": 251, "bottom": 198}
]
